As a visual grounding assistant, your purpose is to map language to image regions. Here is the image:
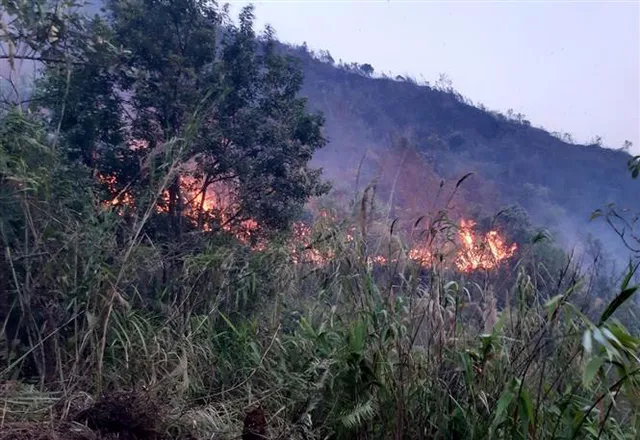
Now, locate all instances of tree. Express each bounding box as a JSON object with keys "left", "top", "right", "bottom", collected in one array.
[
  {"left": 34, "top": 0, "right": 328, "bottom": 236},
  {"left": 318, "top": 49, "right": 334, "bottom": 65},
  {"left": 630, "top": 155, "right": 640, "bottom": 179},
  {"left": 360, "top": 63, "right": 374, "bottom": 77},
  {"left": 589, "top": 135, "right": 603, "bottom": 147},
  {"left": 591, "top": 159, "right": 640, "bottom": 260}
]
